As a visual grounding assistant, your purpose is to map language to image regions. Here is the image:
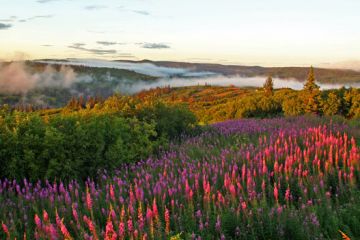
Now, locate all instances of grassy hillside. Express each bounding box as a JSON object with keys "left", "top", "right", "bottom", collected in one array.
[{"left": 134, "top": 85, "right": 360, "bottom": 123}]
